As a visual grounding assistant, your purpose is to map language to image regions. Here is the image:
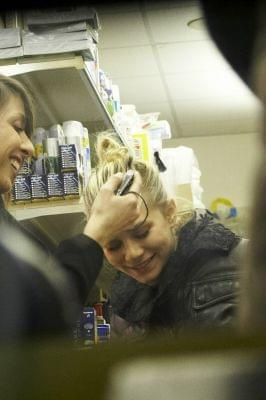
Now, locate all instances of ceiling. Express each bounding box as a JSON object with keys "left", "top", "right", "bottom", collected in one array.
[{"left": 96, "top": 0, "right": 263, "bottom": 141}]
